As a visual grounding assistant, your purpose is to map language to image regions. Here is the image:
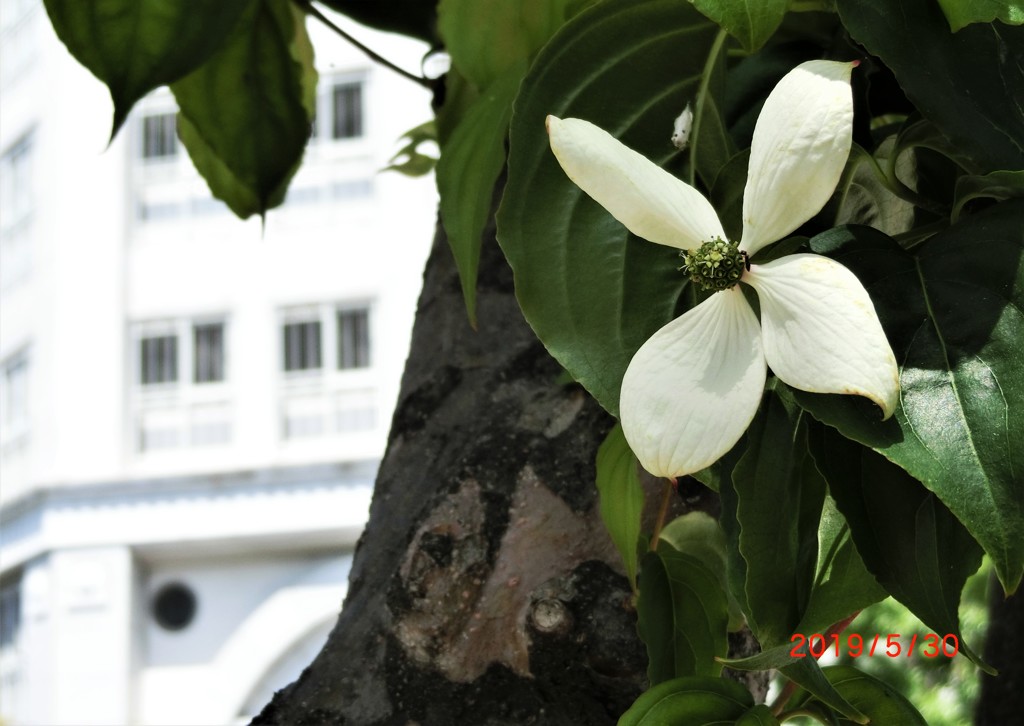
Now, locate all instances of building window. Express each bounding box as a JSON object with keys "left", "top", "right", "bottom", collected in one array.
[
  {"left": 283, "top": 320, "right": 322, "bottom": 372},
  {"left": 140, "top": 334, "right": 178, "bottom": 385},
  {"left": 279, "top": 303, "right": 376, "bottom": 440},
  {"left": 1, "top": 351, "right": 29, "bottom": 436},
  {"left": 193, "top": 323, "right": 225, "bottom": 383},
  {"left": 0, "top": 578, "right": 20, "bottom": 649},
  {"left": 337, "top": 308, "right": 370, "bottom": 369},
  {"left": 0, "top": 133, "right": 34, "bottom": 288},
  {"left": 133, "top": 318, "right": 231, "bottom": 452},
  {"left": 142, "top": 112, "right": 178, "bottom": 159},
  {"left": 332, "top": 81, "right": 363, "bottom": 139}
]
